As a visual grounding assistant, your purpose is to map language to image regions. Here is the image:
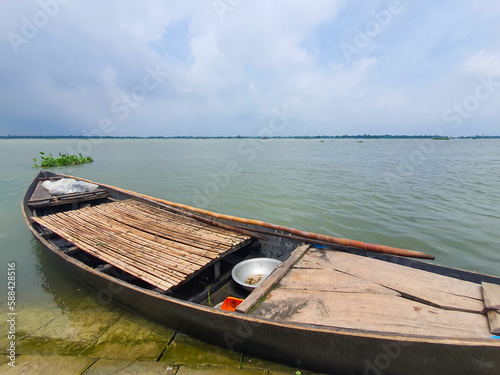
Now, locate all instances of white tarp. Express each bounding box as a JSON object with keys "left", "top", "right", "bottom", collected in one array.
[{"left": 42, "top": 178, "right": 99, "bottom": 196}]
